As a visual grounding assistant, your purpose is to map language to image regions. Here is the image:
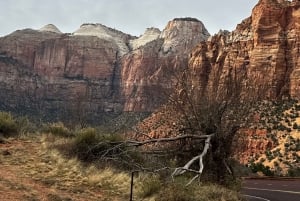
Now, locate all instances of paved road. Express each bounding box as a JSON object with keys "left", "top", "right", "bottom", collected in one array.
[{"left": 241, "top": 178, "right": 300, "bottom": 201}]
